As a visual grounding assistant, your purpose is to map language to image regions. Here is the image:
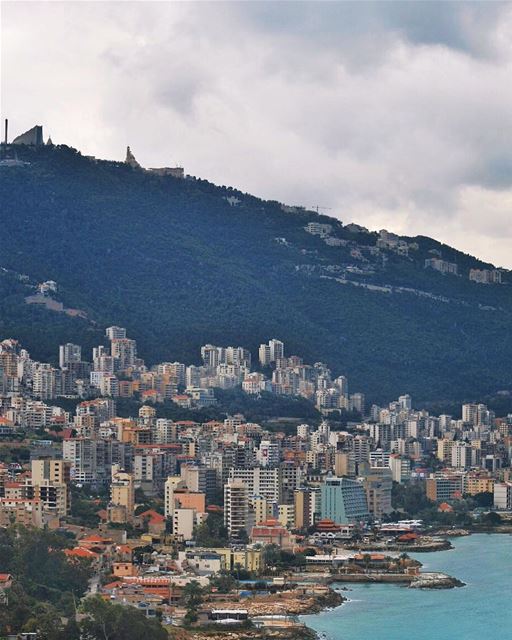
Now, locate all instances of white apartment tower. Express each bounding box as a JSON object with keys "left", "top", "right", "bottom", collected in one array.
[
  {"left": 224, "top": 479, "right": 250, "bottom": 540},
  {"left": 258, "top": 344, "right": 271, "bottom": 366},
  {"left": 111, "top": 338, "right": 137, "bottom": 371},
  {"left": 106, "top": 326, "right": 127, "bottom": 340},
  {"left": 59, "top": 343, "right": 82, "bottom": 368},
  {"left": 269, "top": 339, "right": 284, "bottom": 362}
]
